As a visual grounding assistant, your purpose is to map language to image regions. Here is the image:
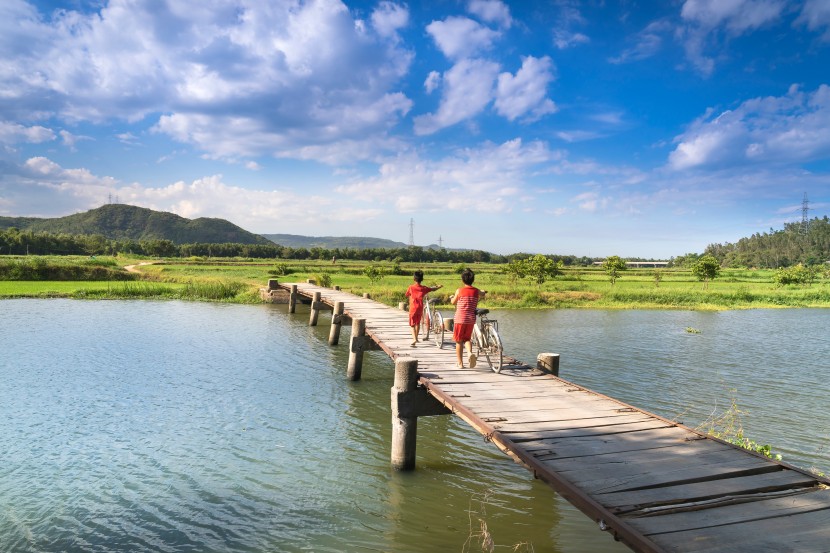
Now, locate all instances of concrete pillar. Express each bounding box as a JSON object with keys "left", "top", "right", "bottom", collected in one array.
[
  {"left": 328, "top": 301, "right": 344, "bottom": 346},
  {"left": 288, "top": 284, "right": 298, "bottom": 313},
  {"left": 444, "top": 318, "right": 454, "bottom": 331},
  {"left": 363, "top": 293, "right": 371, "bottom": 299},
  {"left": 391, "top": 358, "right": 419, "bottom": 471},
  {"left": 537, "top": 353, "right": 560, "bottom": 377},
  {"left": 398, "top": 301, "right": 407, "bottom": 311},
  {"left": 267, "top": 279, "right": 279, "bottom": 290},
  {"left": 334, "top": 285, "right": 341, "bottom": 291},
  {"left": 347, "top": 318, "right": 366, "bottom": 381},
  {"left": 309, "top": 291, "right": 322, "bottom": 326}
]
